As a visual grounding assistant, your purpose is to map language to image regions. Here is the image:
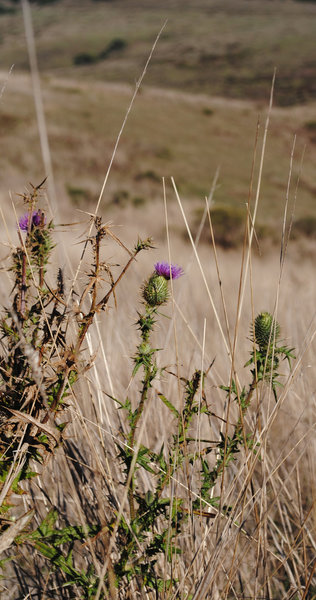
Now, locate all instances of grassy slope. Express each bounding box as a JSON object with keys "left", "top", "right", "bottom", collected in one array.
[
  {"left": 0, "top": 71, "right": 315, "bottom": 241},
  {"left": 0, "top": 0, "right": 315, "bottom": 243},
  {"left": 0, "top": 0, "right": 315, "bottom": 105}
]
